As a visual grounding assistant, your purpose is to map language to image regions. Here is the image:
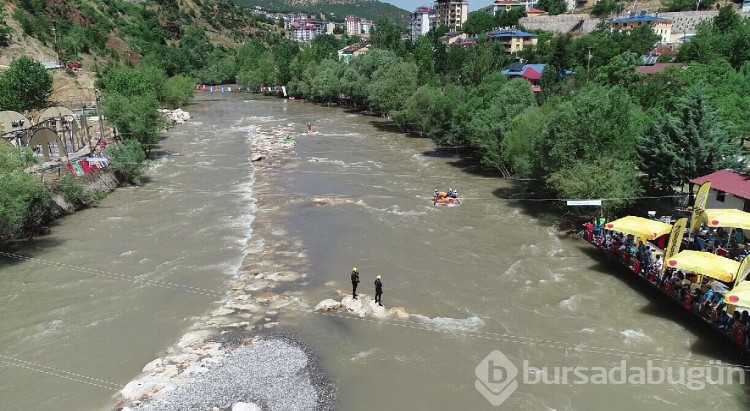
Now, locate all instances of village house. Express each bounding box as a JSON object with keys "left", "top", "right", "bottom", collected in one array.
[
  {"left": 525, "top": 8, "right": 548, "bottom": 17},
  {"left": 482, "top": 0, "right": 538, "bottom": 13},
  {"left": 487, "top": 28, "right": 538, "bottom": 53},
  {"left": 611, "top": 11, "right": 673, "bottom": 43},
  {"left": 691, "top": 170, "right": 750, "bottom": 212},
  {"left": 338, "top": 42, "right": 370, "bottom": 63},
  {"left": 501, "top": 60, "right": 546, "bottom": 92}
]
